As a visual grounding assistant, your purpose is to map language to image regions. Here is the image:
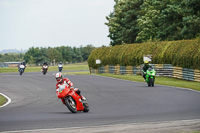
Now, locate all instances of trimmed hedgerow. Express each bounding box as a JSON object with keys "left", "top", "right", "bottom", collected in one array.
[{"left": 88, "top": 39, "right": 200, "bottom": 70}]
